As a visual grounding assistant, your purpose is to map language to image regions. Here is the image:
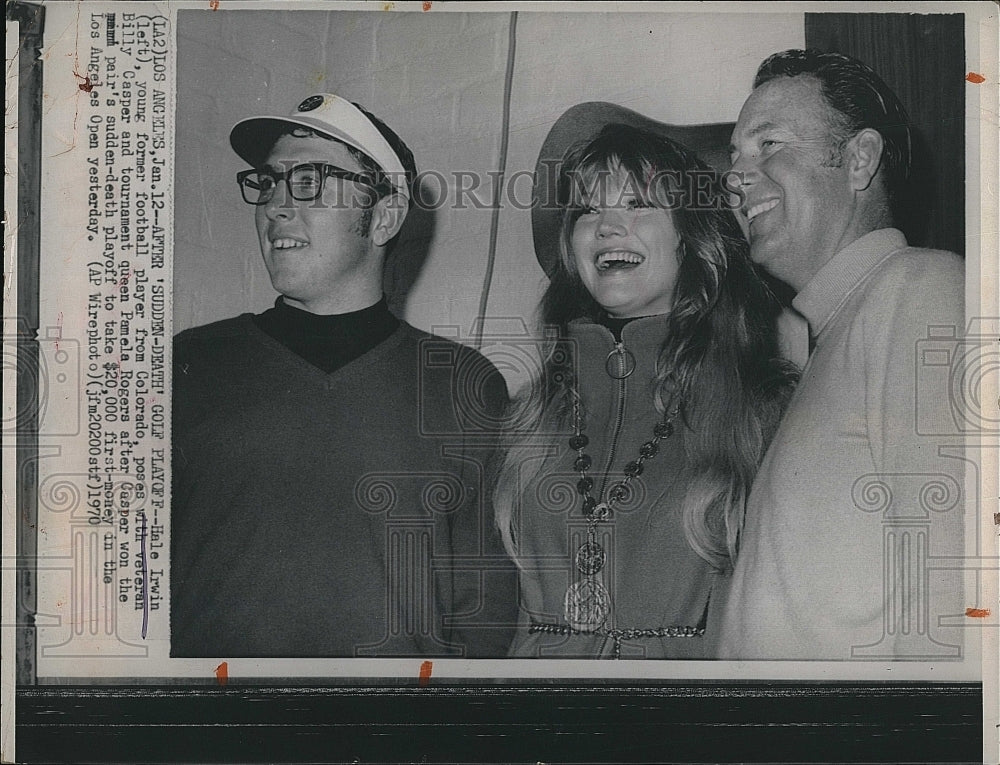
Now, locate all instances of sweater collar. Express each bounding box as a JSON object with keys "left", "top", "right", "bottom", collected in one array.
[
  {"left": 252, "top": 295, "right": 399, "bottom": 374},
  {"left": 792, "top": 228, "right": 907, "bottom": 340},
  {"left": 568, "top": 314, "right": 669, "bottom": 349},
  {"left": 266, "top": 295, "right": 395, "bottom": 332},
  {"left": 567, "top": 314, "right": 669, "bottom": 384}
]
